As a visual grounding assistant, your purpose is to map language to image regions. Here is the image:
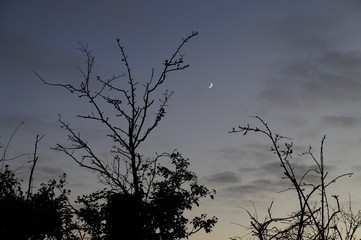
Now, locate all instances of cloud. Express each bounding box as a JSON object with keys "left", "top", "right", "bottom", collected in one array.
[
  {"left": 254, "top": 4, "right": 361, "bottom": 112},
  {"left": 260, "top": 50, "right": 361, "bottom": 110},
  {"left": 219, "top": 178, "right": 288, "bottom": 199},
  {"left": 0, "top": 114, "right": 63, "bottom": 141},
  {"left": 220, "top": 159, "right": 327, "bottom": 199},
  {"left": 228, "top": 154, "right": 332, "bottom": 200},
  {"left": 255, "top": 9, "right": 342, "bottom": 54},
  {"left": 35, "top": 165, "right": 64, "bottom": 176},
  {"left": 238, "top": 158, "right": 319, "bottom": 180},
  {"left": 321, "top": 116, "right": 361, "bottom": 128},
  {"left": 213, "top": 147, "right": 249, "bottom": 162},
  {"left": 316, "top": 51, "right": 361, "bottom": 74},
  {"left": 205, "top": 171, "right": 241, "bottom": 184},
  {"left": 0, "top": 31, "right": 82, "bottom": 84},
  {"left": 0, "top": 114, "right": 52, "bottom": 128}
]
